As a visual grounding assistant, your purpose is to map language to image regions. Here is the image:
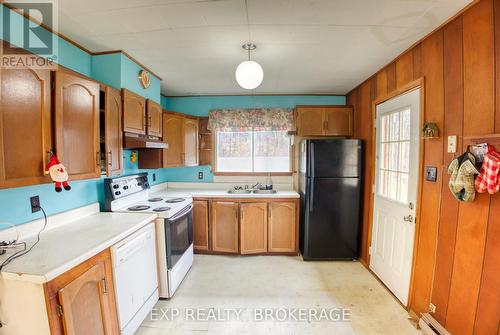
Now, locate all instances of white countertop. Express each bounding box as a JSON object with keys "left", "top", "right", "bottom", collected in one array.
[
  {"left": 0, "top": 212, "right": 156, "bottom": 284},
  {"left": 173, "top": 189, "right": 300, "bottom": 199}
]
